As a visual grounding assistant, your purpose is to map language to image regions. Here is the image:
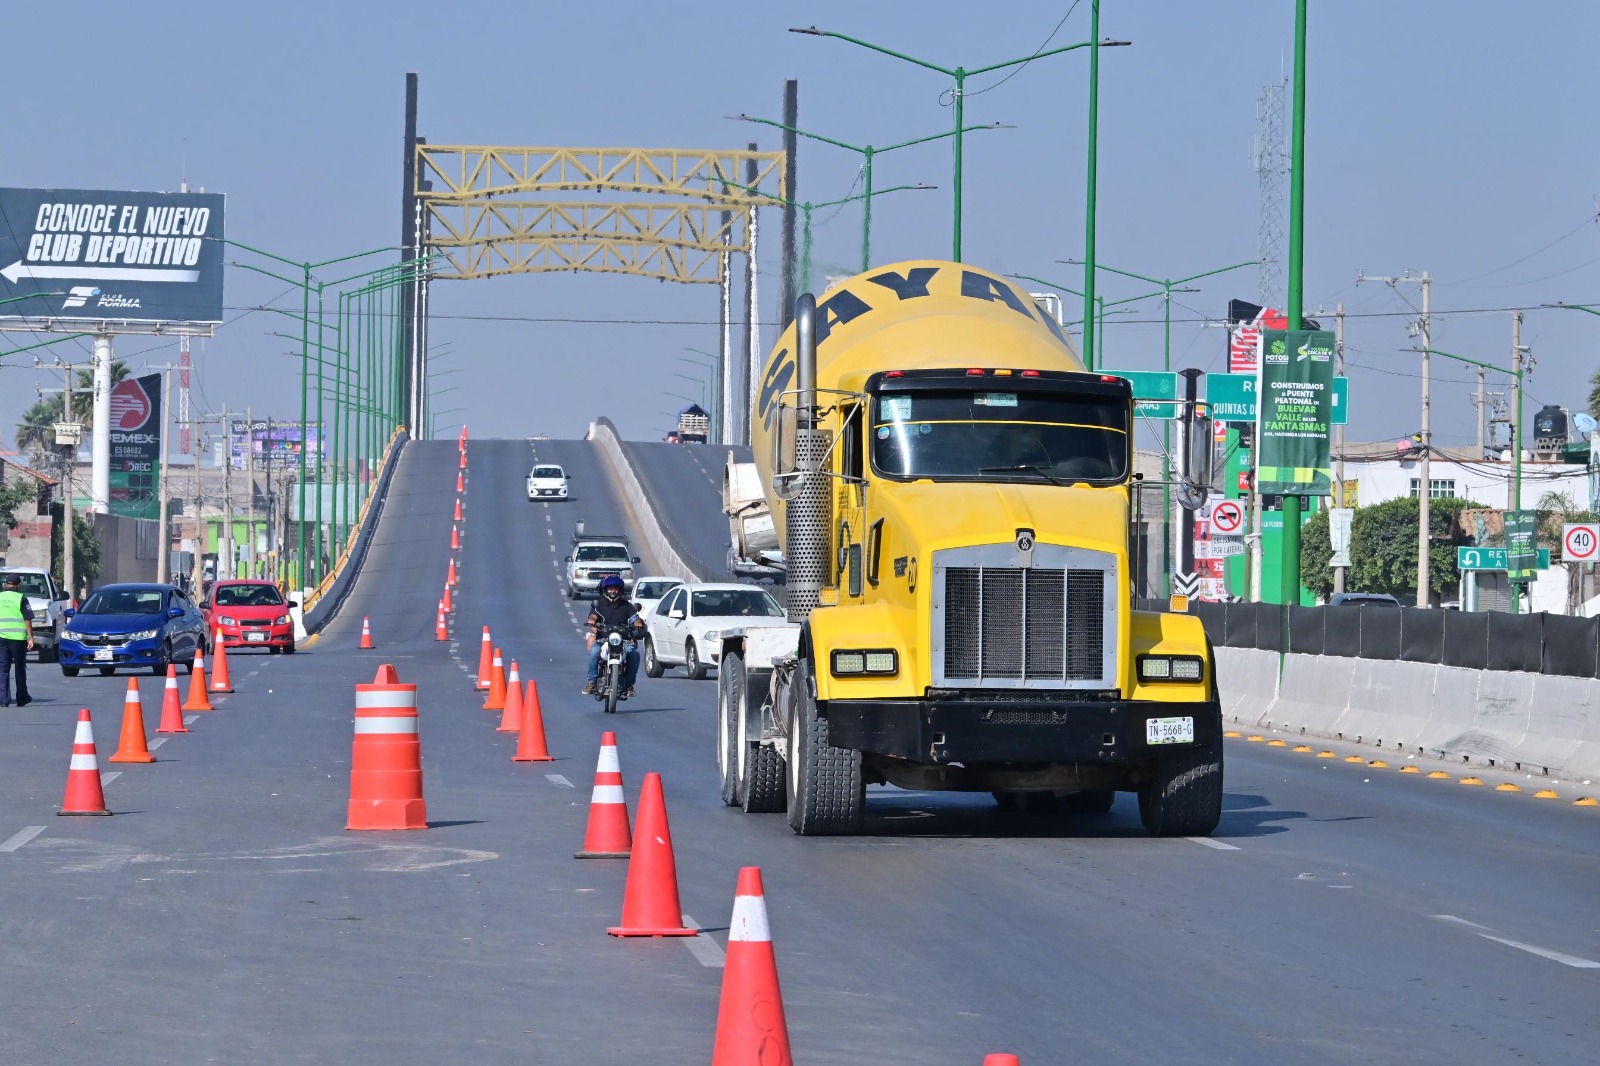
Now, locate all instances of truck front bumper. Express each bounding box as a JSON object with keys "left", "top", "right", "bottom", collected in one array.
[{"left": 823, "top": 696, "right": 1222, "bottom": 765}]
